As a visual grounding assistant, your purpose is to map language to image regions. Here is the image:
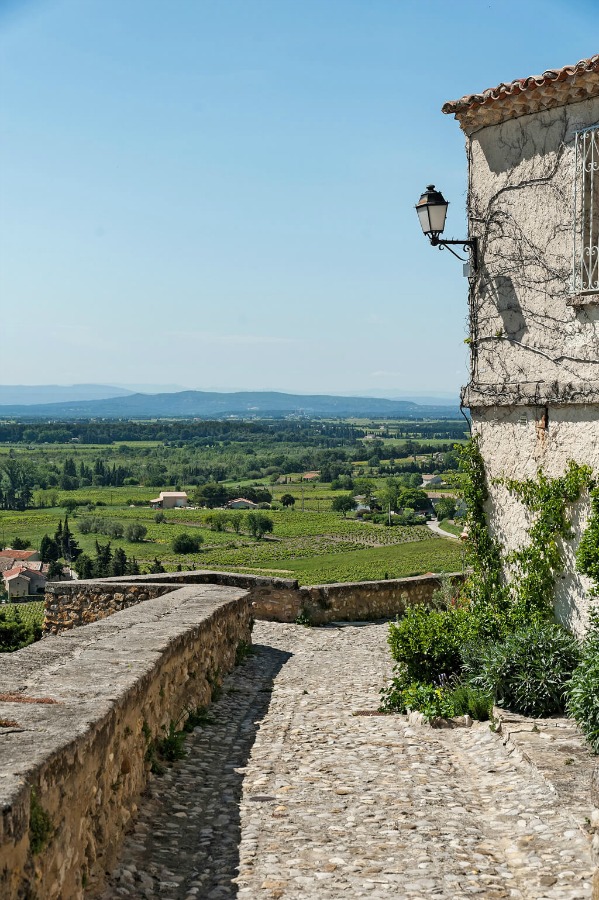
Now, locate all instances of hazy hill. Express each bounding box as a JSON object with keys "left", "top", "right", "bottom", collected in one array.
[
  {"left": 0, "top": 390, "right": 460, "bottom": 419},
  {"left": 0, "top": 384, "right": 134, "bottom": 405}
]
